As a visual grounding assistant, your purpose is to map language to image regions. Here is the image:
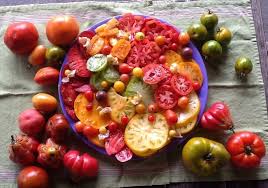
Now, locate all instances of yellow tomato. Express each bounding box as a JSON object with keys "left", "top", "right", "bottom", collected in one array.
[{"left": 32, "top": 93, "right": 58, "bottom": 113}]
